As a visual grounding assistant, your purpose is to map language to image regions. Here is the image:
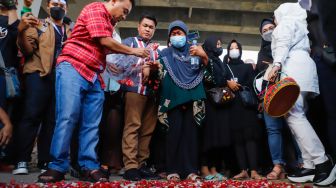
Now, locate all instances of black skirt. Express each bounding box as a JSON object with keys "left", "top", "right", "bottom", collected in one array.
[{"left": 202, "top": 100, "right": 232, "bottom": 152}]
